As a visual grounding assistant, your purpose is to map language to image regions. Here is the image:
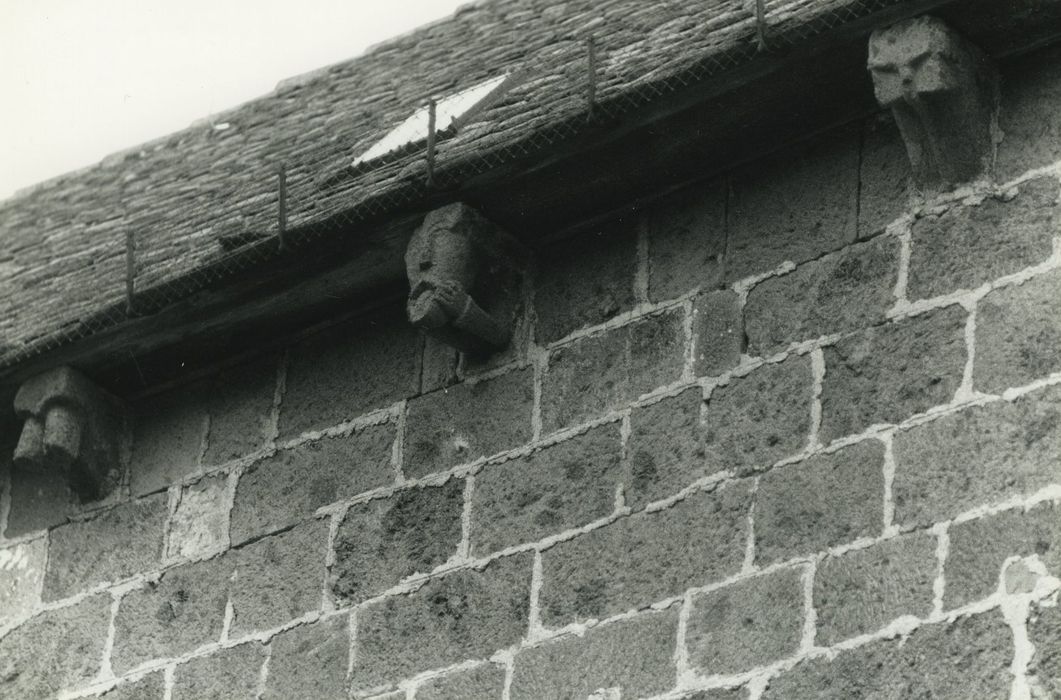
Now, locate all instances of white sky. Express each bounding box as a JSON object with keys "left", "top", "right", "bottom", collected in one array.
[{"left": 0, "top": 0, "right": 469, "bottom": 201}]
